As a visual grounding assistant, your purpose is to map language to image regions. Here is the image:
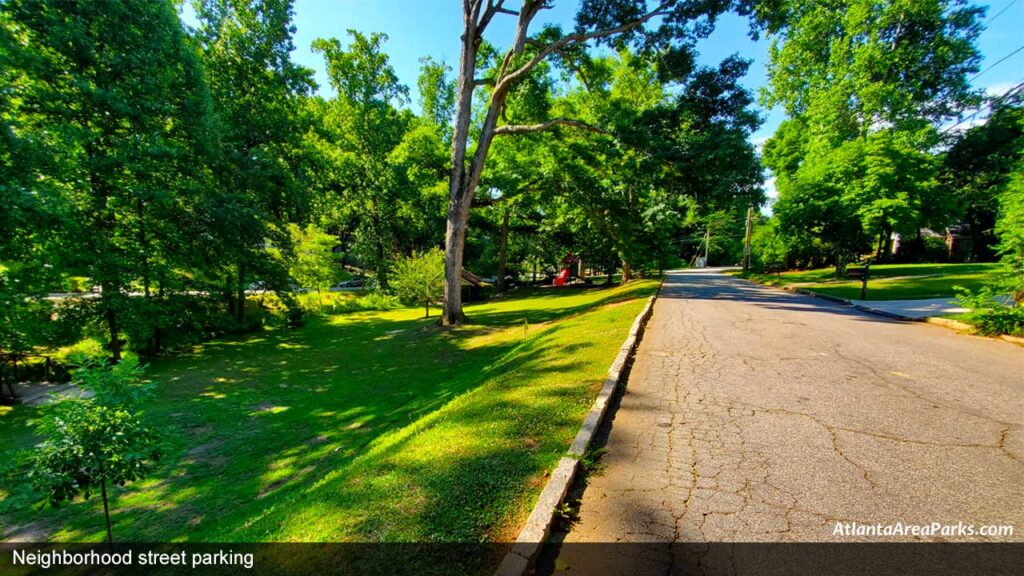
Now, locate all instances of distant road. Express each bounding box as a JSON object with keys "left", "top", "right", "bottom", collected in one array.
[{"left": 553, "top": 269, "right": 1022, "bottom": 571}]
